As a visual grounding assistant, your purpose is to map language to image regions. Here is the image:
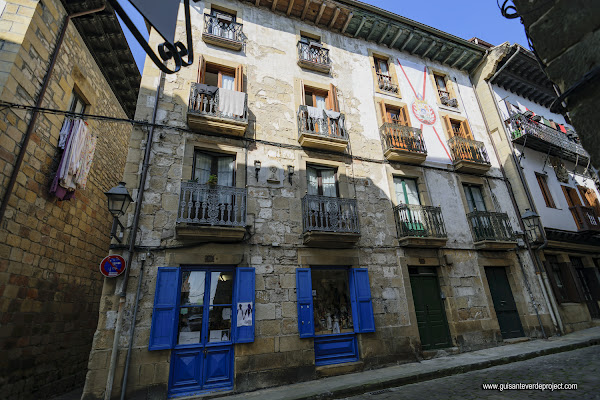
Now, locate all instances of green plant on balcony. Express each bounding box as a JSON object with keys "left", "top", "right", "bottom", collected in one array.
[{"left": 207, "top": 174, "right": 218, "bottom": 186}]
